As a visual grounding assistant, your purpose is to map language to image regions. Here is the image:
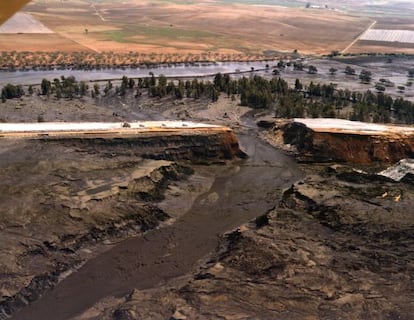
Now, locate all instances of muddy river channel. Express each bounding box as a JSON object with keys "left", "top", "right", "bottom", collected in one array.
[{"left": 12, "top": 127, "right": 303, "bottom": 319}]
